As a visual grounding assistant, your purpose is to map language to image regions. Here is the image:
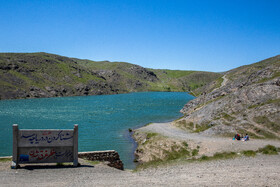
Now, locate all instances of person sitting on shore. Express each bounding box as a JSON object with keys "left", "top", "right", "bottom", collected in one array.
[
  {"left": 243, "top": 134, "right": 249, "bottom": 141},
  {"left": 234, "top": 134, "right": 241, "bottom": 140}
]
